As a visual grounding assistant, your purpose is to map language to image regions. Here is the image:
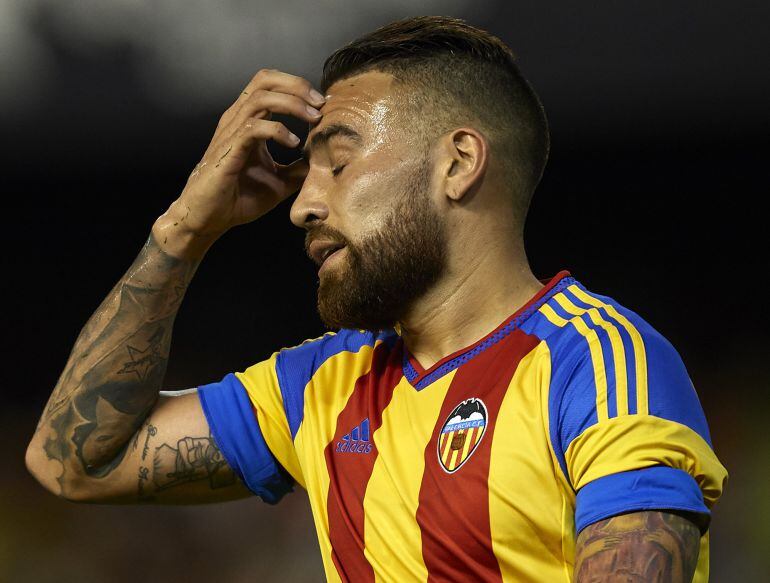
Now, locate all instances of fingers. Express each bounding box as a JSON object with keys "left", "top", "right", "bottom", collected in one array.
[
  {"left": 210, "top": 118, "right": 299, "bottom": 173},
  {"left": 225, "top": 89, "right": 322, "bottom": 134},
  {"left": 243, "top": 68, "right": 325, "bottom": 106},
  {"left": 239, "top": 118, "right": 299, "bottom": 149},
  {"left": 218, "top": 68, "right": 325, "bottom": 131}
]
